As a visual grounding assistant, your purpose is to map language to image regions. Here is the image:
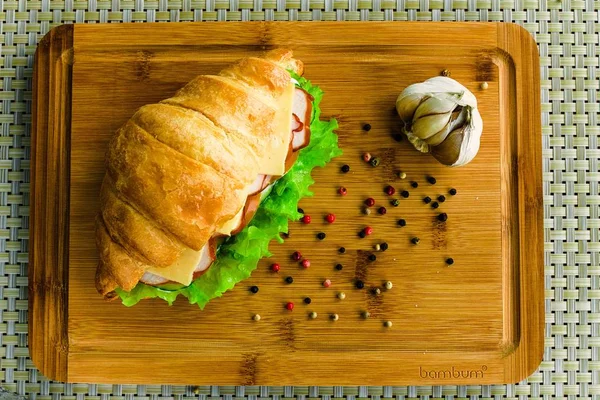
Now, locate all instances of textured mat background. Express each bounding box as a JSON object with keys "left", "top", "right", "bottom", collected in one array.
[{"left": 0, "top": 0, "right": 595, "bottom": 398}]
